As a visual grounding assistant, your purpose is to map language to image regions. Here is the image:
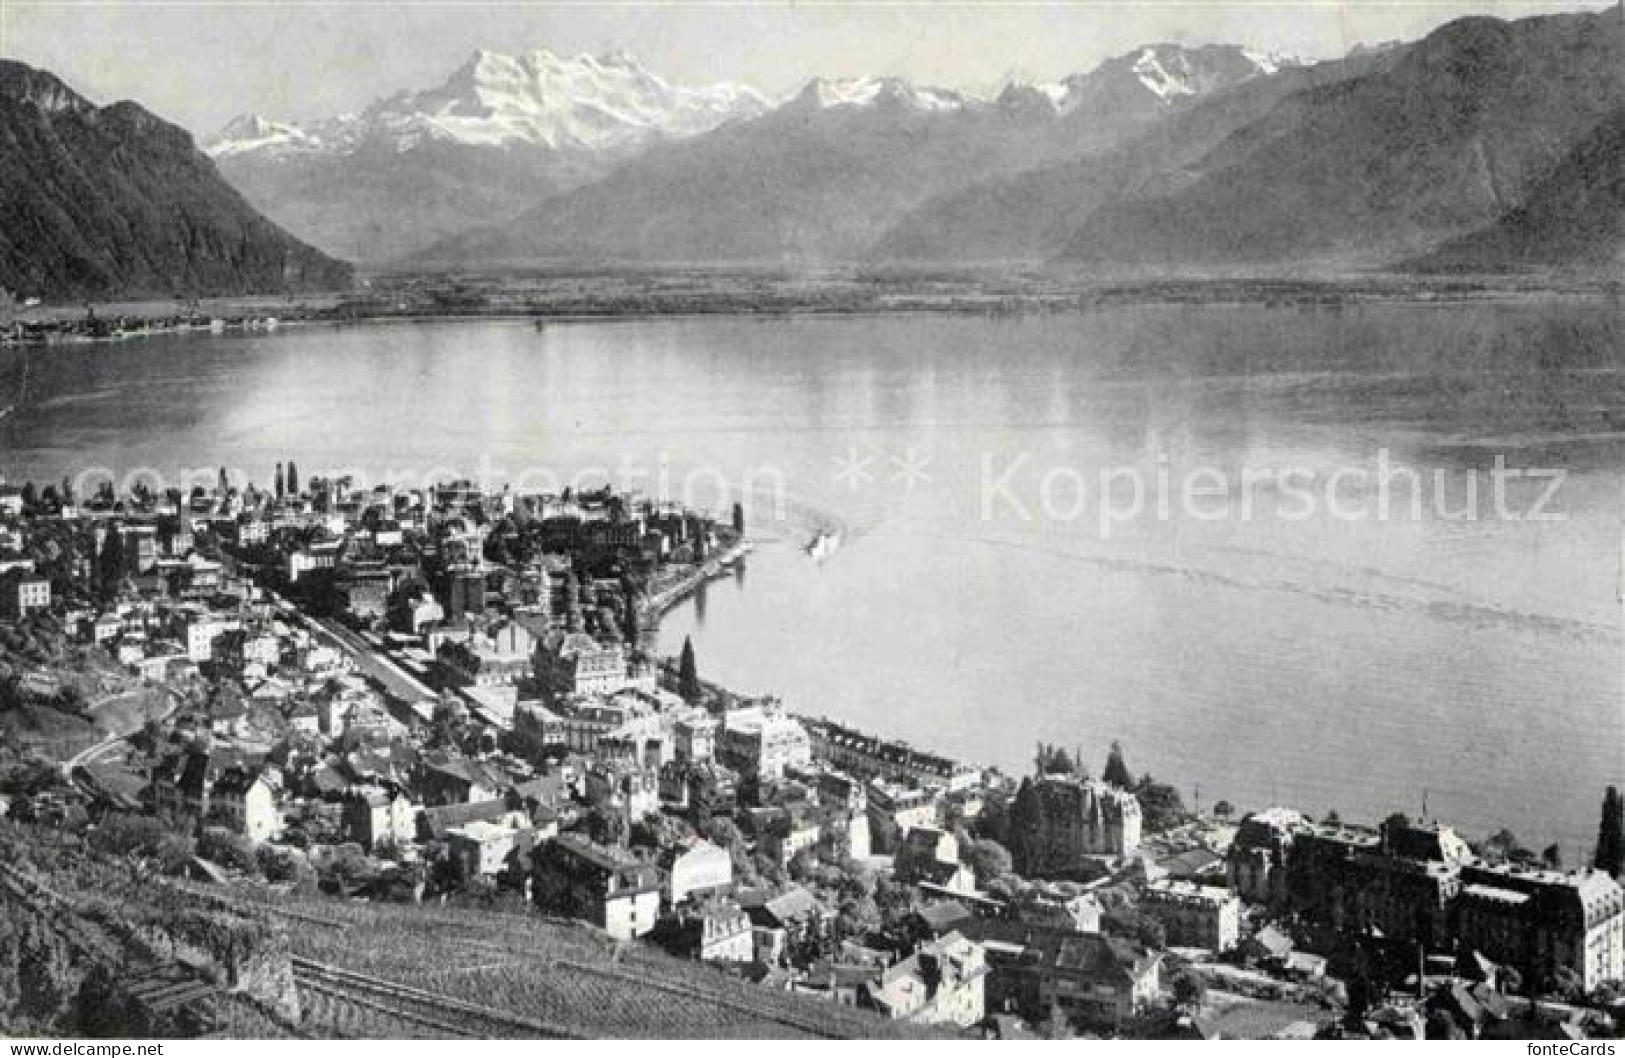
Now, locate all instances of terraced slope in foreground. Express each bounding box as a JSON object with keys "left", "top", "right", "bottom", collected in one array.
[
  {"left": 195, "top": 883, "right": 932, "bottom": 1039},
  {"left": 0, "top": 826, "right": 933, "bottom": 1039}
]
